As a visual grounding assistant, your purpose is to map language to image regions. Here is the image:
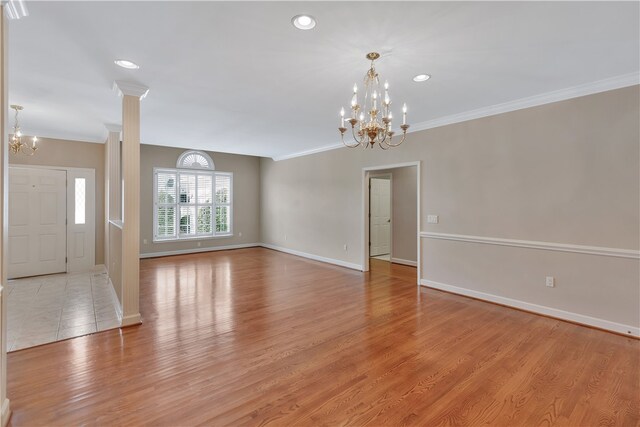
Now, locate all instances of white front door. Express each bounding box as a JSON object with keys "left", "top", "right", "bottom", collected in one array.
[
  {"left": 8, "top": 167, "right": 67, "bottom": 279},
  {"left": 370, "top": 177, "right": 391, "bottom": 257}
]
